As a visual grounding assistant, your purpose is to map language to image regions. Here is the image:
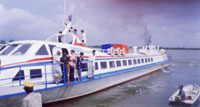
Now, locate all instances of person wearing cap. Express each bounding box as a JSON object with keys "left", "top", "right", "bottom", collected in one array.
[
  {"left": 53, "top": 51, "right": 62, "bottom": 84},
  {"left": 22, "top": 81, "right": 42, "bottom": 107}
]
